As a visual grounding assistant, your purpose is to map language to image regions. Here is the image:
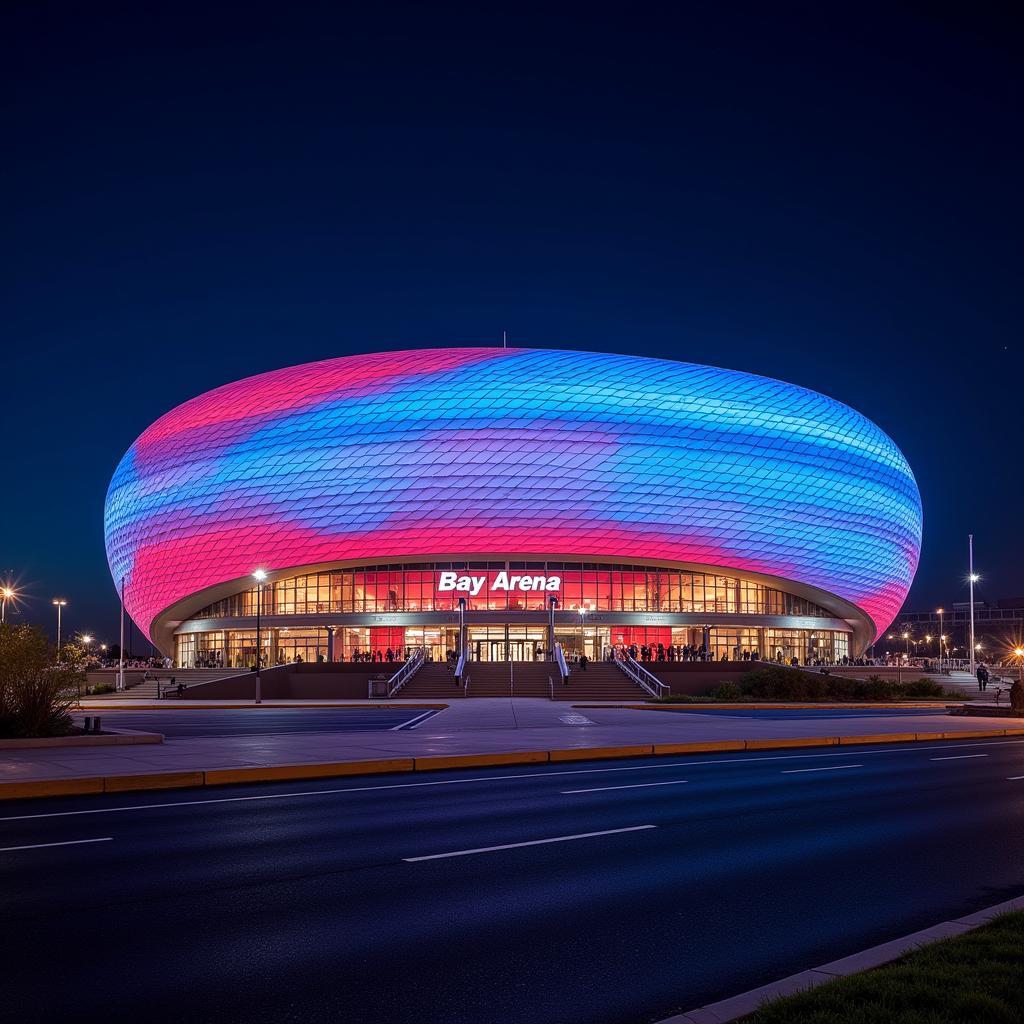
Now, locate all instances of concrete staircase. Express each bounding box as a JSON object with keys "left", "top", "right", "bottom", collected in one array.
[
  {"left": 398, "top": 662, "right": 467, "bottom": 698},
  {"left": 83, "top": 668, "right": 240, "bottom": 699},
  {"left": 552, "top": 663, "right": 648, "bottom": 701}
]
